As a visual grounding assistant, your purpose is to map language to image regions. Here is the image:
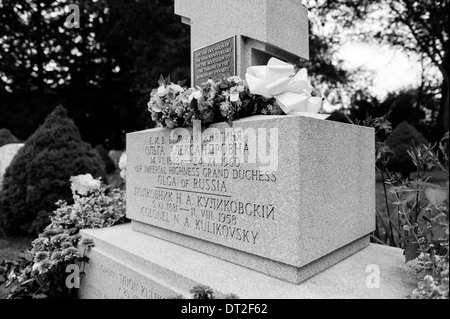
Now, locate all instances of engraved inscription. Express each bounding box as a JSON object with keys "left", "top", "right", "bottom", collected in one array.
[
  {"left": 87, "top": 263, "right": 166, "bottom": 299},
  {"left": 193, "top": 36, "right": 236, "bottom": 86},
  {"left": 128, "top": 126, "right": 280, "bottom": 253}
]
